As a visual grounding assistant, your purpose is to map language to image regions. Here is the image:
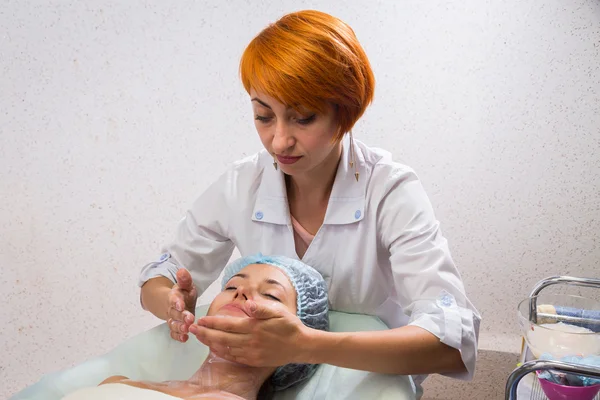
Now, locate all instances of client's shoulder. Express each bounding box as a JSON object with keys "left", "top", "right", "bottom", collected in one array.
[
  {"left": 99, "top": 375, "right": 129, "bottom": 385},
  {"left": 187, "top": 390, "right": 247, "bottom": 399}
]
